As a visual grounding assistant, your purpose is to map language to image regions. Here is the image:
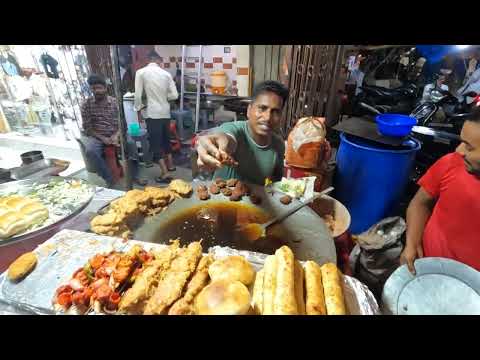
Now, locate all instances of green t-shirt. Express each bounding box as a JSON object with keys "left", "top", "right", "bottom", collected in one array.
[{"left": 213, "top": 121, "right": 285, "bottom": 185}]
